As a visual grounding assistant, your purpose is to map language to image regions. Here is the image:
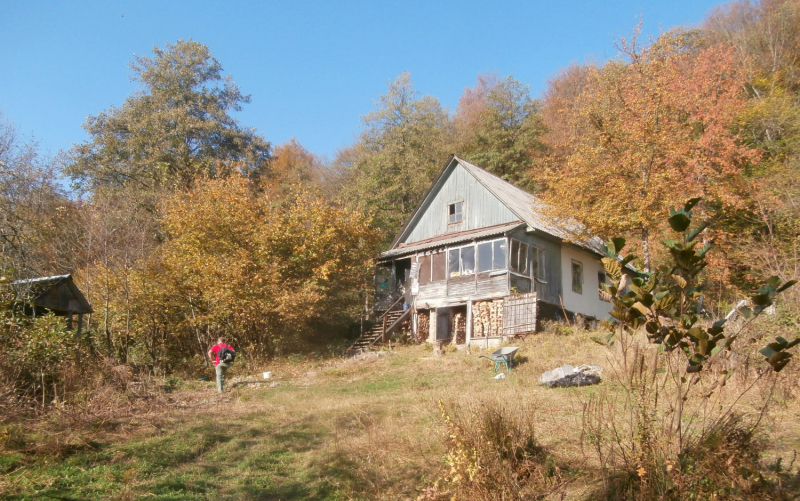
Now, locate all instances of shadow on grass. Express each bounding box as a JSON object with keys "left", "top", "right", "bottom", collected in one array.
[{"left": 235, "top": 451, "right": 365, "bottom": 501}]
